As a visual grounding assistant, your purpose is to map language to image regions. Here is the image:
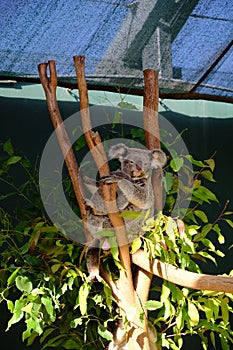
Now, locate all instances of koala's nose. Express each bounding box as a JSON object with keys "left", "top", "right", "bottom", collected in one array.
[{"left": 136, "top": 161, "right": 142, "bottom": 170}]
